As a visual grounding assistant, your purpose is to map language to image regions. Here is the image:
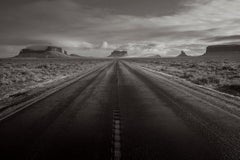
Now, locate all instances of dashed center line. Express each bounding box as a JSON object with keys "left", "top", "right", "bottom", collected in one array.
[
  {"left": 111, "top": 61, "right": 122, "bottom": 160},
  {"left": 112, "top": 109, "right": 121, "bottom": 160}
]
